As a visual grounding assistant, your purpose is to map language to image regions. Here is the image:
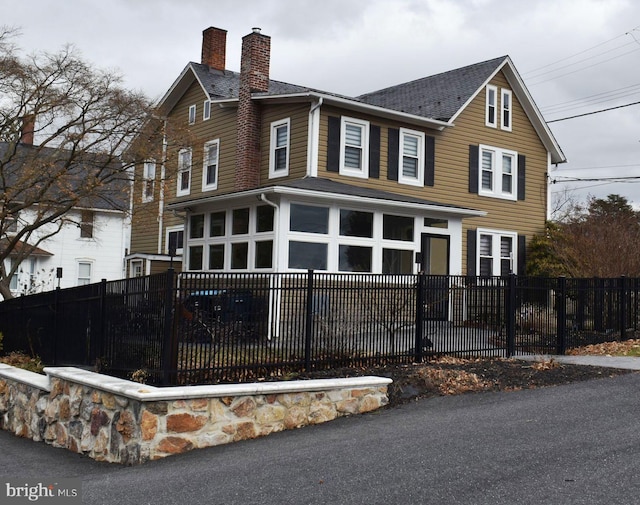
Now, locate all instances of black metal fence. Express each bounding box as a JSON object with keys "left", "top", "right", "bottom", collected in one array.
[{"left": 0, "top": 271, "right": 638, "bottom": 386}]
